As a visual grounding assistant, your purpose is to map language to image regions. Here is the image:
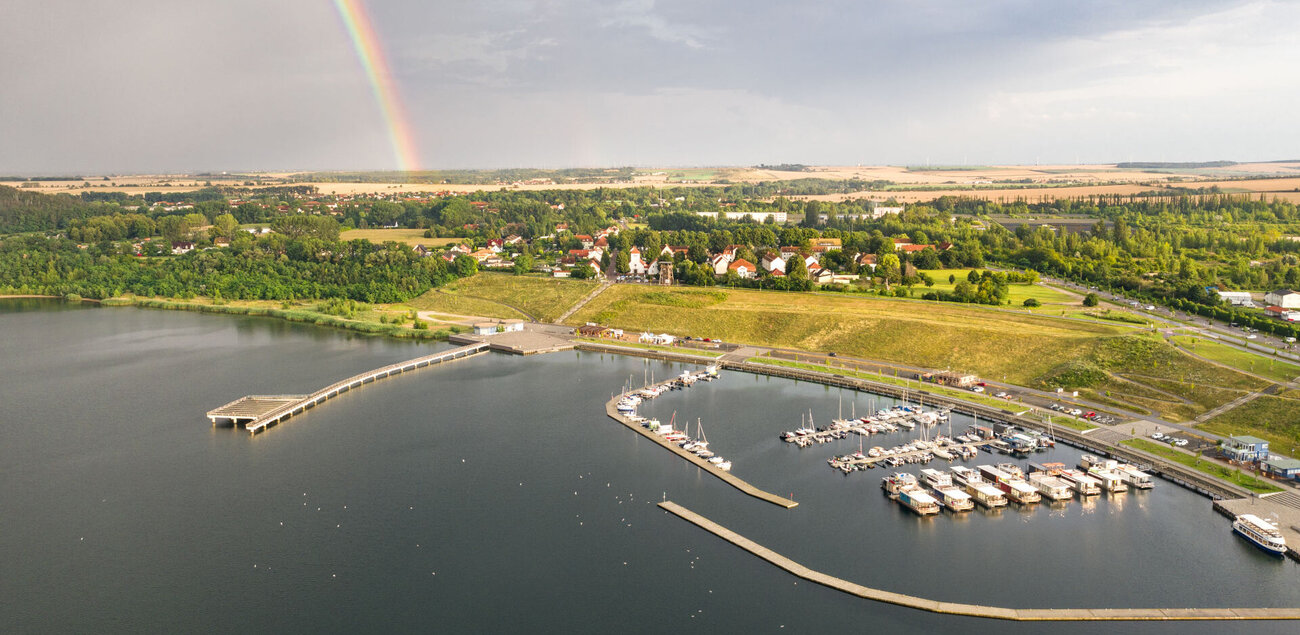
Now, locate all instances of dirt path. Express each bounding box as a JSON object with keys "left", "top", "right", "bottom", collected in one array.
[{"left": 554, "top": 281, "right": 611, "bottom": 324}]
